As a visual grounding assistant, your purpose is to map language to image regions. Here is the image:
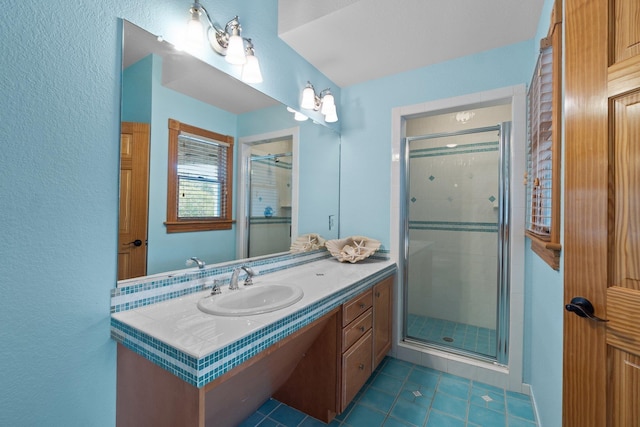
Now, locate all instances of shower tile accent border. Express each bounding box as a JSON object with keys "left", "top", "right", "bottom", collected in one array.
[
  {"left": 110, "top": 262, "right": 396, "bottom": 388},
  {"left": 409, "top": 220, "right": 498, "bottom": 233},
  {"left": 410, "top": 141, "right": 499, "bottom": 158},
  {"left": 248, "top": 216, "right": 292, "bottom": 225}
]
